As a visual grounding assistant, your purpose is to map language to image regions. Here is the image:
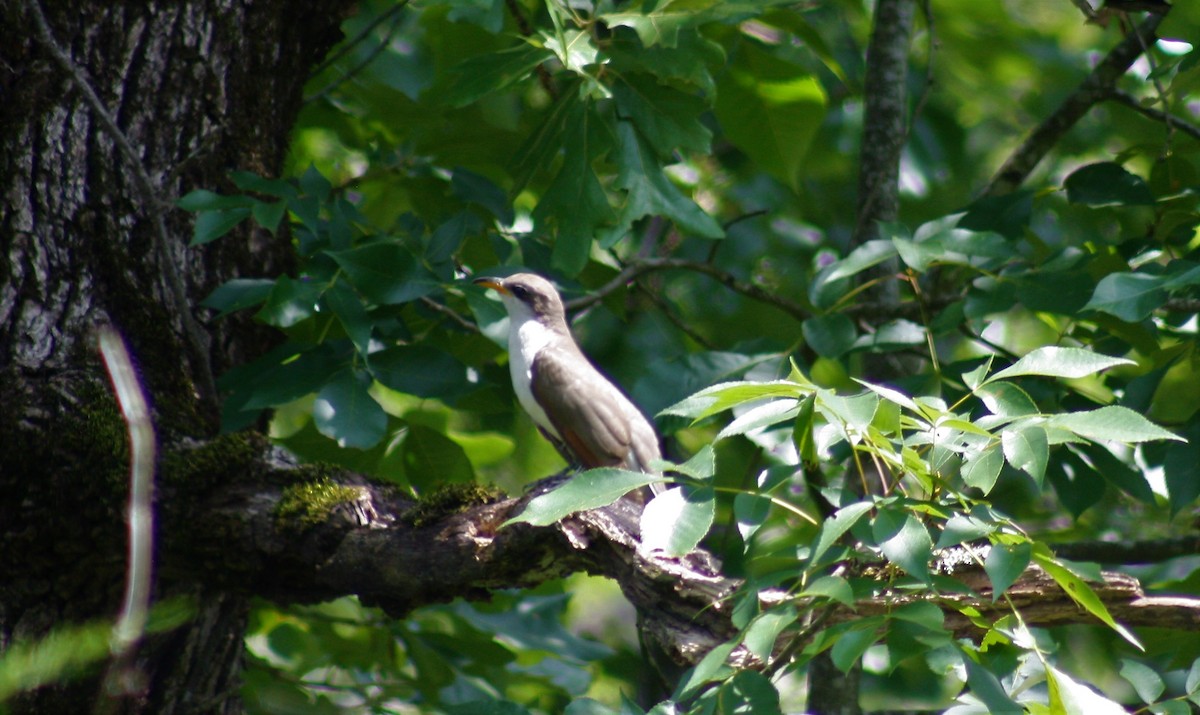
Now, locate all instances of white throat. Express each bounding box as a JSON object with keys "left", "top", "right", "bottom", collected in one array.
[{"left": 502, "top": 297, "right": 560, "bottom": 438}]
